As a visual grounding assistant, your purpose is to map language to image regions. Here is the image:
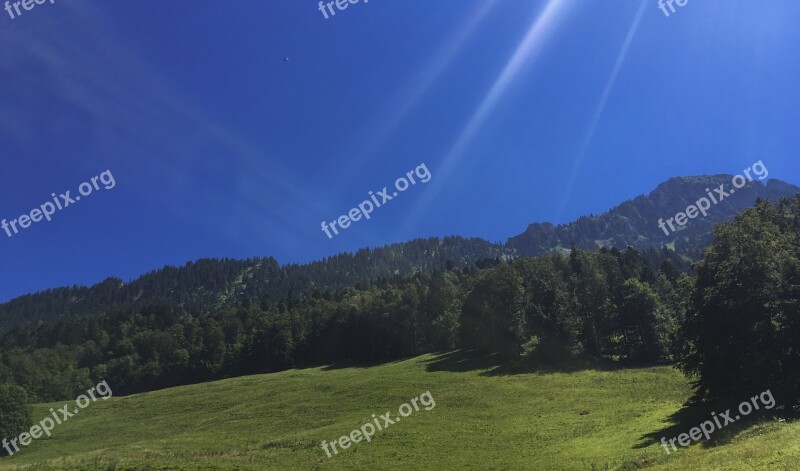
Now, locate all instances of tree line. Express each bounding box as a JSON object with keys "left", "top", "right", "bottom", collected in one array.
[
  {"left": 0, "top": 245, "right": 688, "bottom": 402},
  {"left": 0, "top": 237, "right": 510, "bottom": 330}
]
